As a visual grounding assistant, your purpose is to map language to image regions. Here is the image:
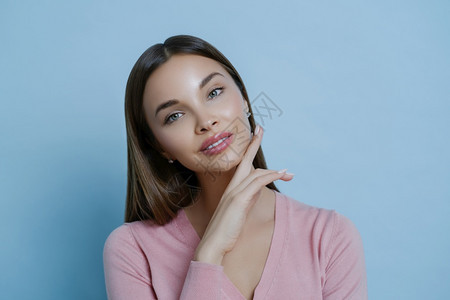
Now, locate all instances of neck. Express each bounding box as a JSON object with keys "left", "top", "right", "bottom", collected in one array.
[
  {"left": 185, "top": 167, "right": 276, "bottom": 239},
  {"left": 194, "top": 167, "right": 237, "bottom": 218}
]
